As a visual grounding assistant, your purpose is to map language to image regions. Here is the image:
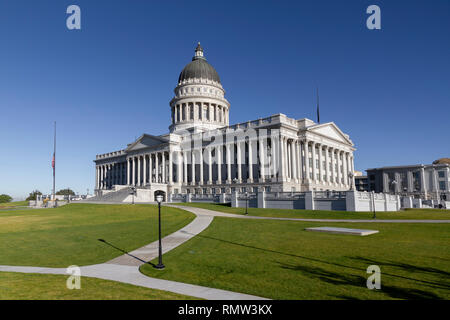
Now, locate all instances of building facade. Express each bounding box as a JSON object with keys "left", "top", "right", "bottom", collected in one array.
[
  {"left": 94, "top": 44, "right": 356, "bottom": 201},
  {"left": 366, "top": 163, "right": 450, "bottom": 200}
]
